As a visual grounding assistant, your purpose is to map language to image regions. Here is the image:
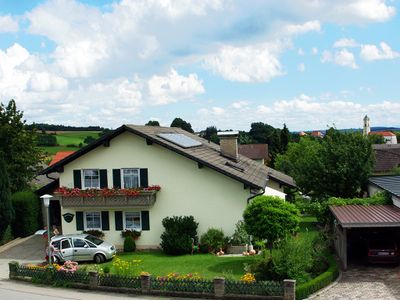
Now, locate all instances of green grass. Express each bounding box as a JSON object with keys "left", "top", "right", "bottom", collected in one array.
[
  {"left": 101, "top": 251, "right": 258, "bottom": 280},
  {"left": 95, "top": 218, "right": 319, "bottom": 280},
  {"left": 55, "top": 131, "right": 100, "bottom": 146},
  {"left": 40, "top": 146, "right": 80, "bottom": 155}
]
